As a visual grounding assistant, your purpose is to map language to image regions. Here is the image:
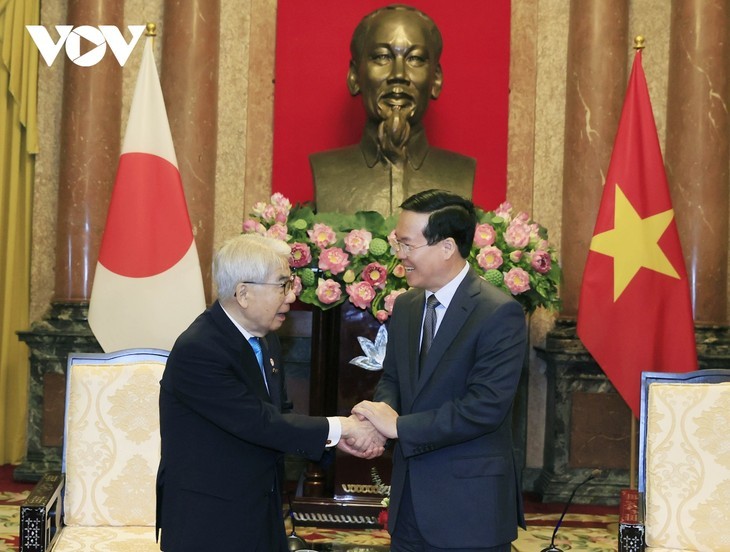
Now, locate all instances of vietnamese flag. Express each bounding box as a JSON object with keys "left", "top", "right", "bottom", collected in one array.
[
  {"left": 89, "top": 36, "right": 205, "bottom": 352},
  {"left": 576, "top": 50, "right": 697, "bottom": 418}
]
